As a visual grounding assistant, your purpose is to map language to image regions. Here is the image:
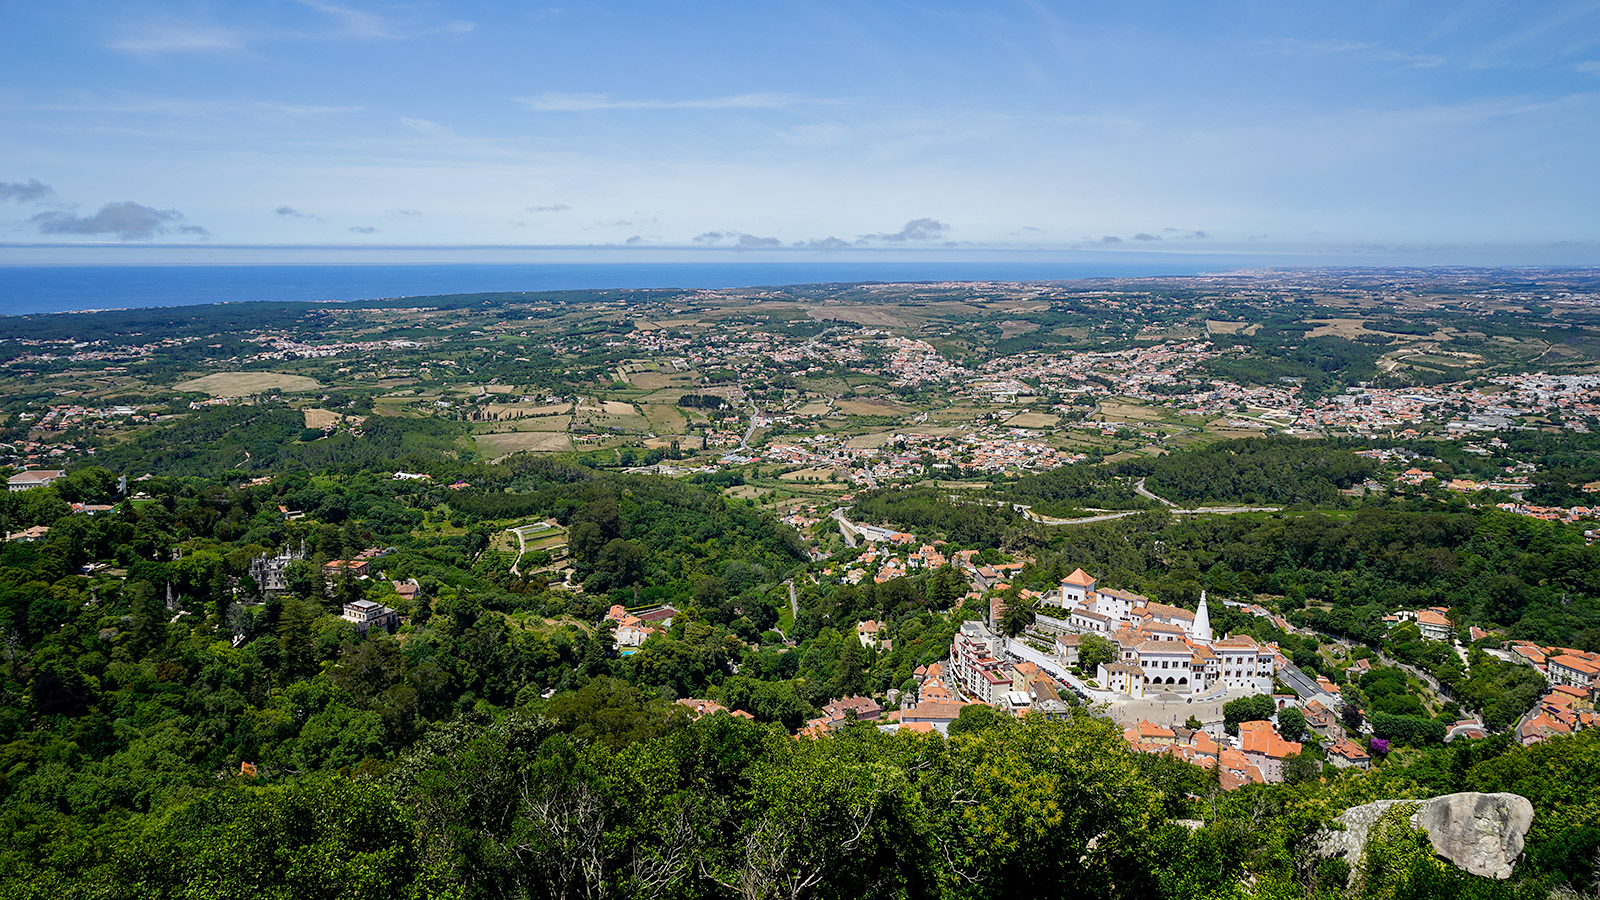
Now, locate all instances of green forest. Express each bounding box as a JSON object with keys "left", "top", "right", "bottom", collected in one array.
[{"left": 6, "top": 381, "right": 1600, "bottom": 895}]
